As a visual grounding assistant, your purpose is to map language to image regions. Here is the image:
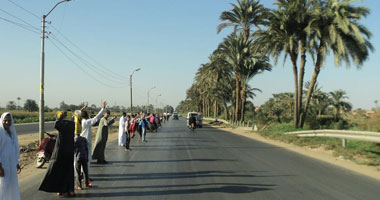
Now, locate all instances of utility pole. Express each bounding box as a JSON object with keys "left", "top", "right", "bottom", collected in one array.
[
  {"left": 39, "top": 0, "right": 72, "bottom": 144},
  {"left": 129, "top": 68, "right": 141, "bottom": 114}
]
